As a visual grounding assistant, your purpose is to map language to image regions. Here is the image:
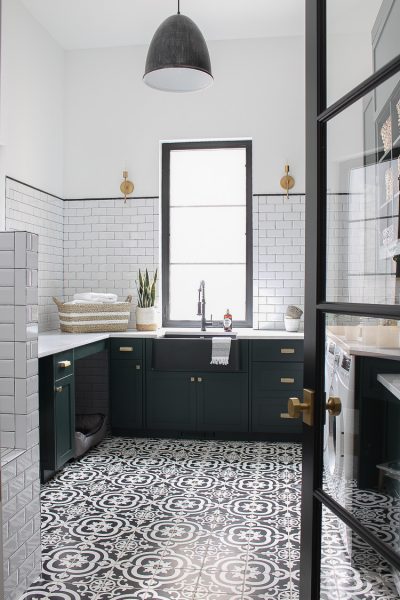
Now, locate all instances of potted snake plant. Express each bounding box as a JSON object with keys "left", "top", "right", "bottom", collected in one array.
[{"left": 135, "top": 268, "right": 158, "bottom": 331}]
